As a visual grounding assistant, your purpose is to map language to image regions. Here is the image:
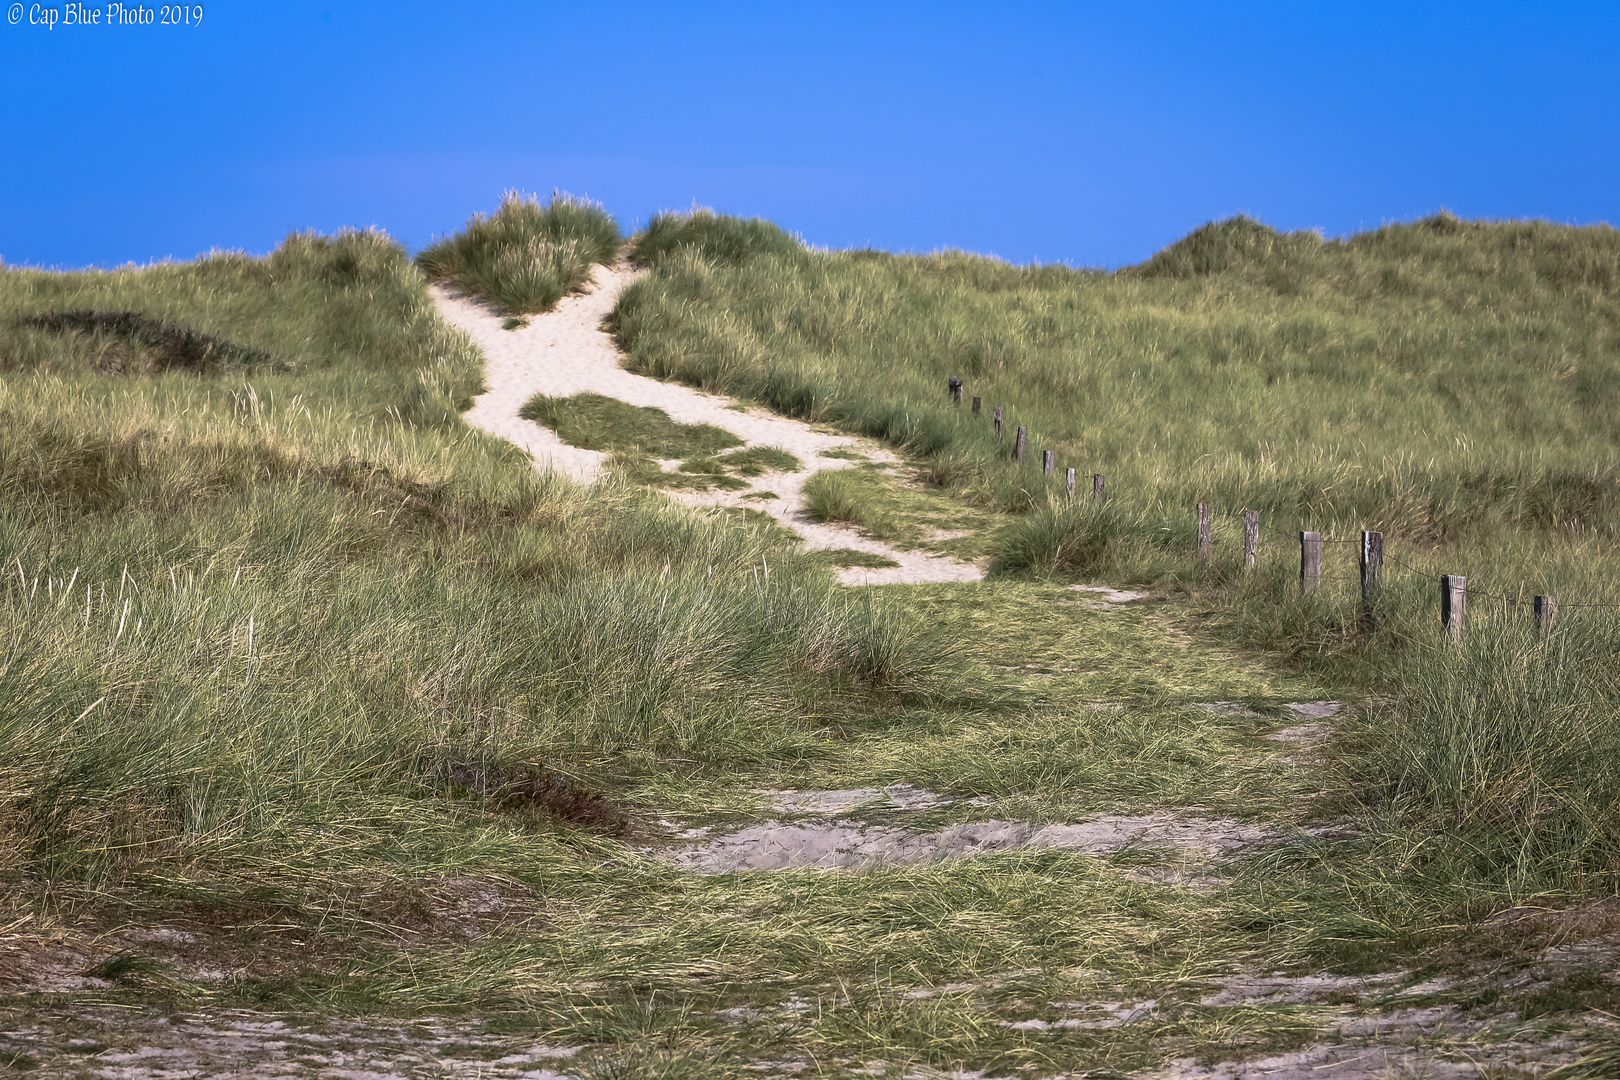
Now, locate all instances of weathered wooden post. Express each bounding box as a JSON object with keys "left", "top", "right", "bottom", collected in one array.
[
  {"left": 1014, "top": 426, "right": 1028, "bottom": 462},
  {"left": 1092, "top": 473, "right": 1106, "bottom": 503},
  {"left": 1299, "top": 531, "right": 1321, "bottom": 593},
  {"left": 971, "top": 396, "right": 981, "bottom": 417},
  {"left": 948, "top": 376, "right": 963, "bottom": 404},
  {"left": 1196, "top": 502, "right": 1212, "bottom": 562},
  {"left": 1534, "top": 594, "right": 1557, "bottom": 635},
  {"left": 1441, "top": 575, "right": 1467, "bottom": 641},
  {"left": 1242, "top": 510, "right": 1259, "bottom": 570},
  {"left": 1066, "top": 468, "right": 1076, "bottom": 499},
  {"left": 1042, "top": 450, "right": 1055, "bottom": 476},
  {"left": 1360, "top": 531, "right": 1383, "bottom": 606},
  {"left": 993, "top": 407, "right": 1004, "bottom": 440}
]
